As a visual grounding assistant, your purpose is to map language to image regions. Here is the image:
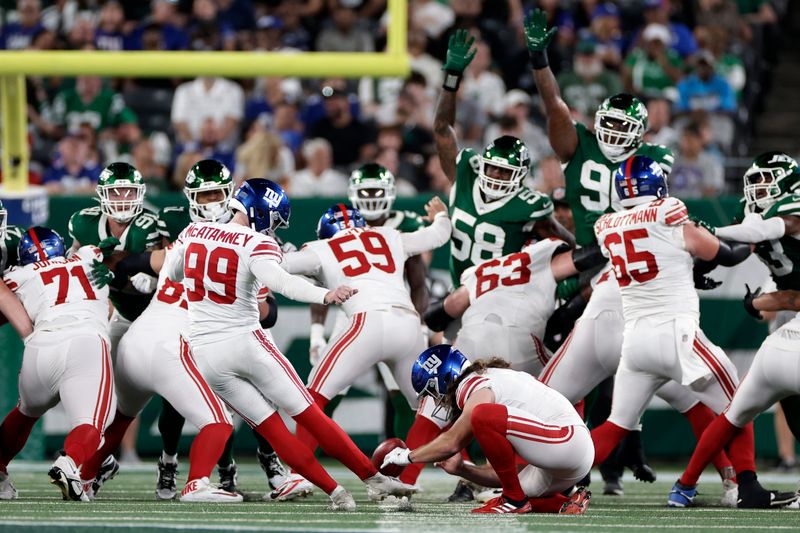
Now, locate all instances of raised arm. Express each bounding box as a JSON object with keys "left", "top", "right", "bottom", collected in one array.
[
  {"left": 532, "top": 216, "right": 576, "bottom": 248},
  {"left": 434, "top": 30, "right": 477, "bottom": 184},
  {"left": 400, "top": 198, "right": 452, "bottom": 256},
  {"left": 524, "top": 9, "right": 578, "bottom": 162},
  {"left": 251, "top": 257, "right": 355, "bottom": 305},
  {"left": 715, "top": 213, "right": 800, "bottom": 243}
]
